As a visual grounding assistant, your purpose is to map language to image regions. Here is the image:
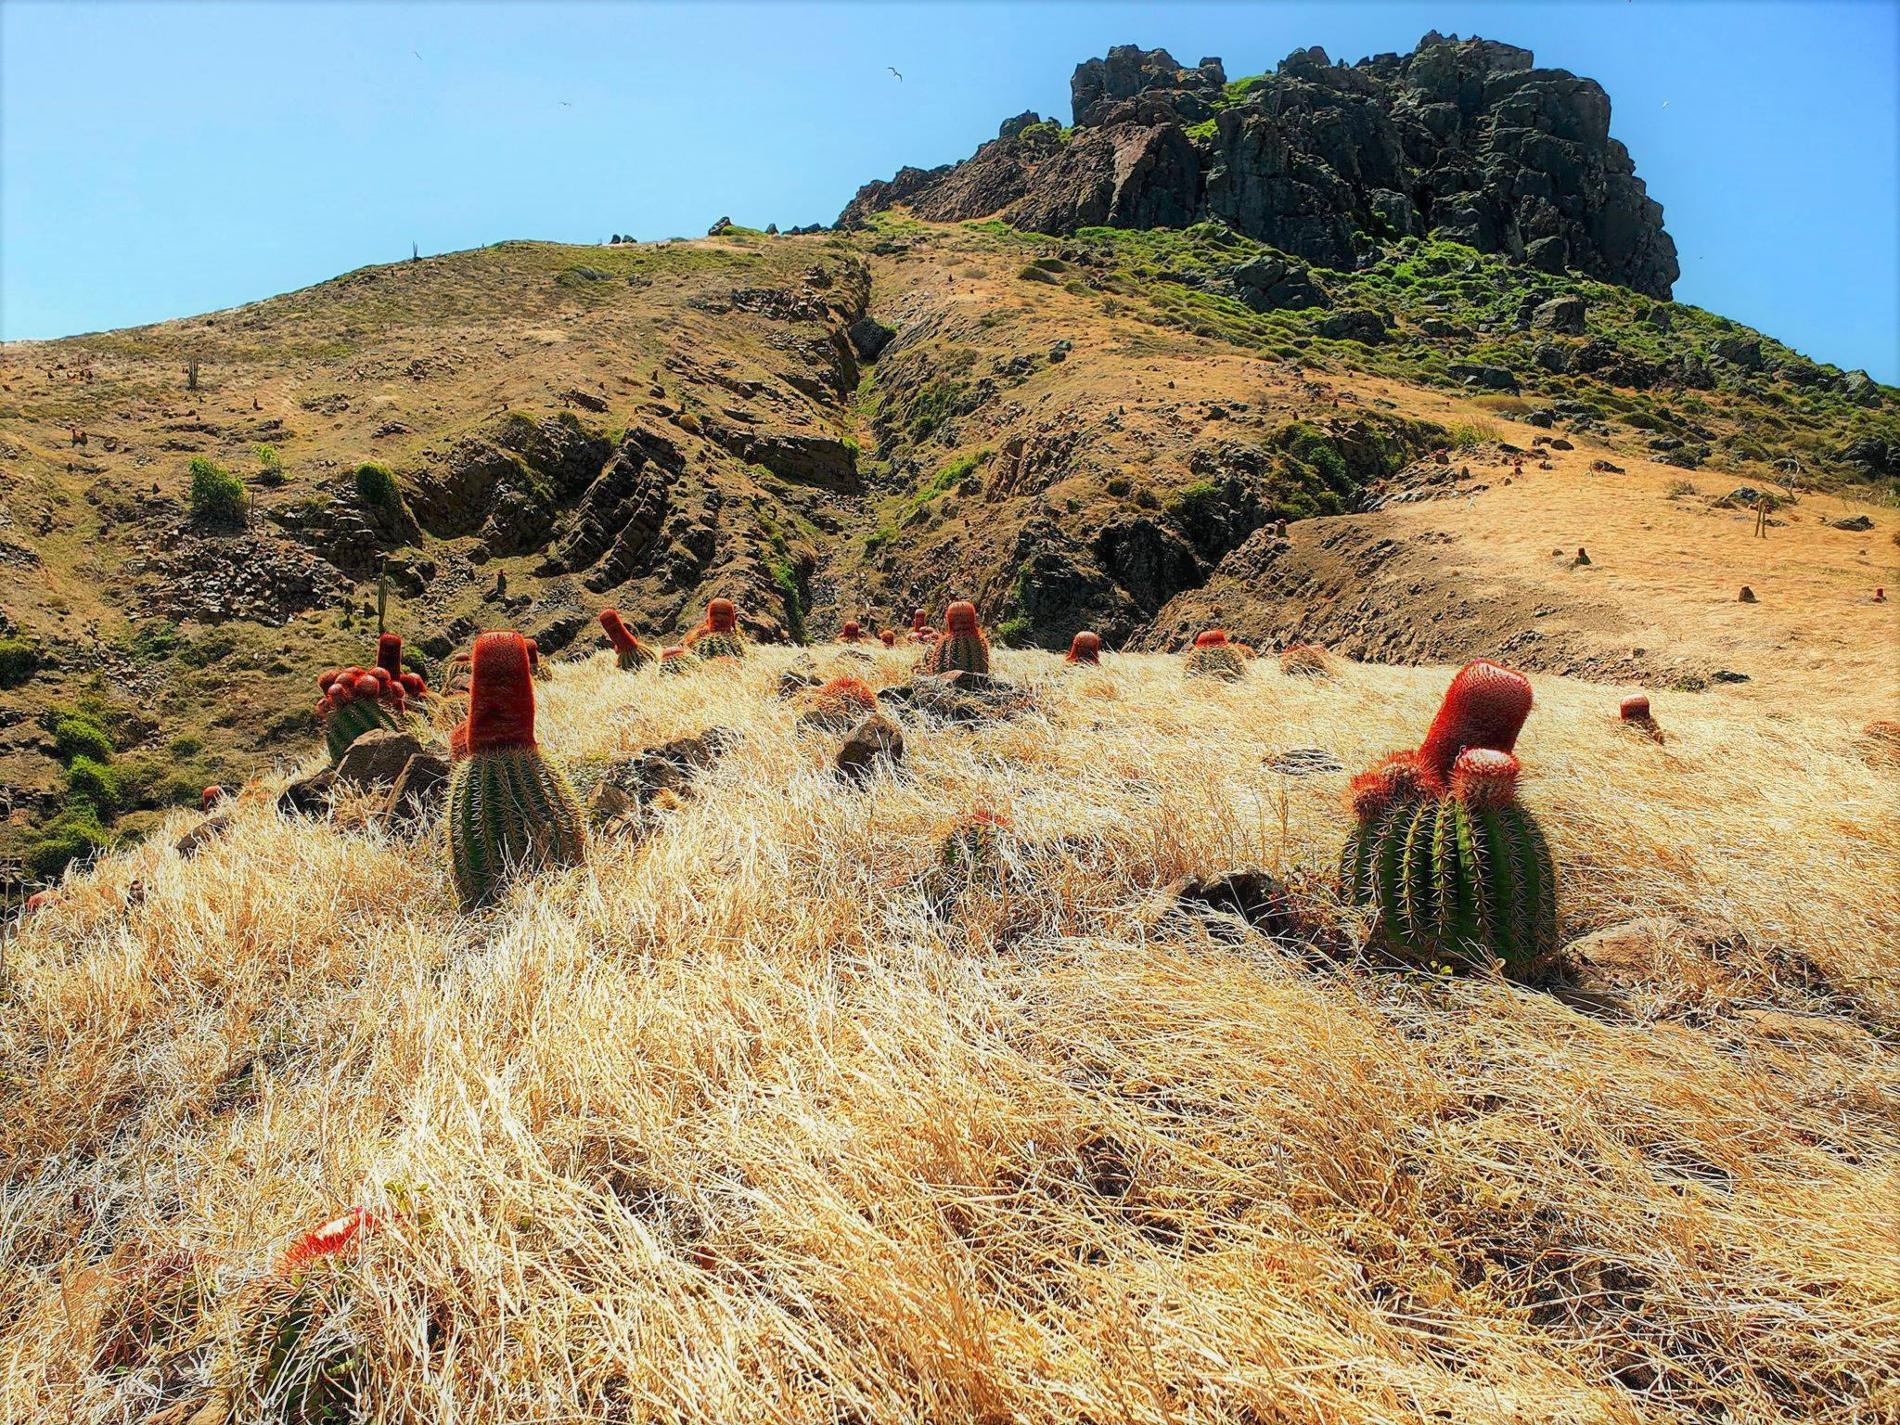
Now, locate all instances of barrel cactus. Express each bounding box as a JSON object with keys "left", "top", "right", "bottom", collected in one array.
[
  {"left": 922, "top": 602, "right": 990, "bottom": 675},
  {"left": 839, "top": 620, "right": 864, "bottom": 643},
  {"left": 1066, "top": 631, "right": 1102, "bottom": 665},
  {"left": 910, "top": 609, "right": 936, "bottom": 644},
  {"left": 879, "top": 628, "right": 897, "bottom": 647},
  {"left": 658, "top": 645, "right": 691, "bottom": 676},
  {"left": 1619, "top": 694, "right": 1663, "bottom": 743},
  {"left": 1185, "top": 630, "right": 1245, "bottom": 681},
  {"left": 1339, "top": 660, "right": 1557, "bottom": 970},
  {"left": 688, "top": 598, "right": 745, "bottom": 661},
  {"left": 444, "top": 631, "right": 586, "bottom": 911},
  {"left": 1280, "top": 643, "right": 1331, "bottom": 677},
  {"left": 315, "top": 665, "right": 406, "bottom": 762},
  {"left": 599, "top": 608, "right": 654, "bottom": 670},
  {"left": 375, "top": 633, "right": 430, "bottom": 700}
]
